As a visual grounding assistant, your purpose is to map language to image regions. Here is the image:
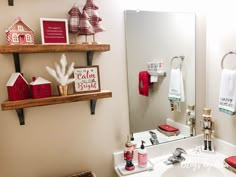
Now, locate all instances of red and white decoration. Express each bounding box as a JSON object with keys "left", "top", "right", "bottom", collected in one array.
[
  {"left": 68, "top": 5, "right": 81, "bottom": 33},
  {"left": 30, "top": 77, "right": 51, "bottom": 99},
  {"left": 83, "top": 0, "right": 105, "bottom": 43},
  {"left": 68, "top": 0, "right": 105, "bottom": 44},
  {"left": 6, "top": 73, "right": 29, "bottom": 101},
  {"left": 5, "top": 17, "right": 34, "bottom": 45}
]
